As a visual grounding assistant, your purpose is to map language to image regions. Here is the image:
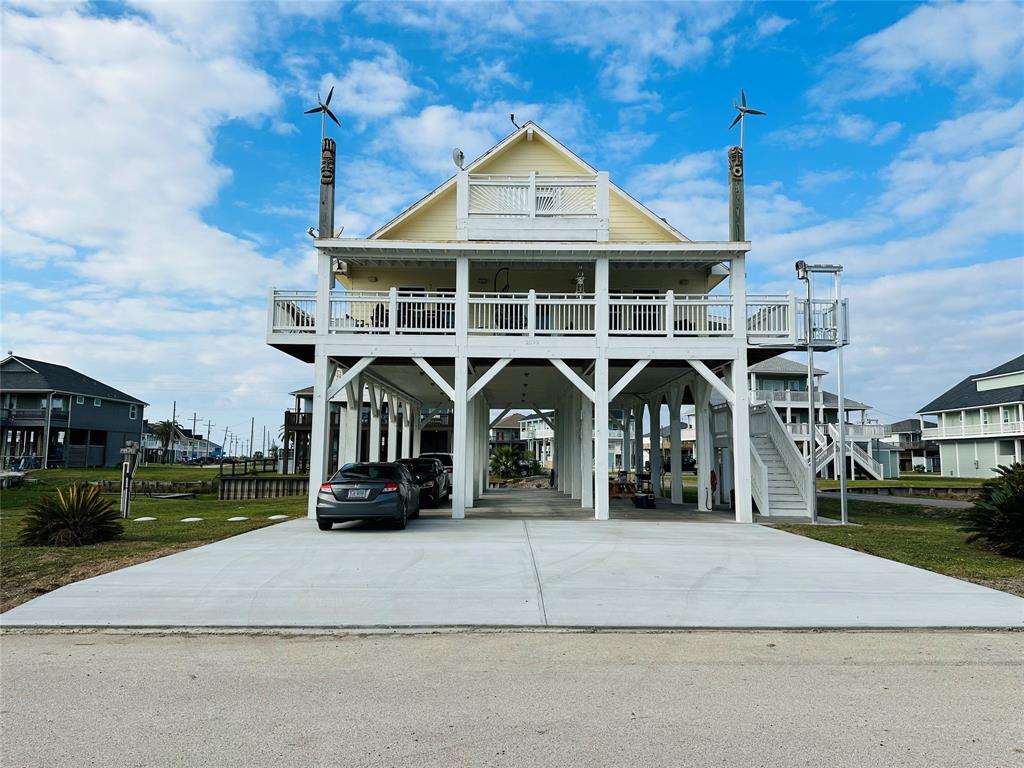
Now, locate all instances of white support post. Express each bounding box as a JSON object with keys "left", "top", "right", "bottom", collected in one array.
[
  {"left": 665, "top": 290, "right": 675, "bottom": 338},
  {"left": 581, "top": 390, "right": 593, "bottom": 509},
  {"left": 731, "top": 356, "right": 753, "bottom": 523},
  {"left": 386, "top": 396, "right": 398, "bottom": 462},
  {"left": 594, "top": 356, "right": 610, "bottom": 519},
  {"left": 721, "top": 447, "right": 733, "bottom": 507},
  {"left": 477, "top": 398, "right": 488, "bottom": 498},
  {"left": 528, "top": 171, "right": 537, "bottom": 219},
  {"left": 570, "top": 389, "right": 582, "bottom": 500},
  {"left": 336, "top": 403, "right": 347, "bottom": 471},
  {"left": 649, "top": 396, "right": 663, "bottom": 496},
  {"left": 465, "top": 388, "right": 477, "bottom": 508},
  {"left": 343, "top": 378, "right": 362, "bottom": 464},
  {"left": 452, "top": 356, "right": 468, "bottom": 519},
  {"left": 368, "top": 384, "right": 381, "bottom": 462},
  {"left": 455, "top": 170, "right": 469, "bottom": 241},
  {"left": 633, "top": 401, "right": 644, "bottom": 475},
  {"left": 669, "top": 385, "right": 683, "bottom": 505},
  {"left": 596, "top": 171, "right": 609, "bottom": 242},
  {"left": 306, "top": 352, "right": 336, "bottom": 519},
  {"left": 695, "top": 380, "right": 712, "bottom": 512},
  {"left": 411, "top": 405, "right": 421, "bottom": 457},
  {"left": 401, "top": 401, "right": 412, "bottom": 459},
  {"left": 527, "top": 289, "right": 537, "bottom": 336},
  {"left": 621, "top": 405, "right": 631, "bottom": 474},
  {"left": 388, "top": 287, "right": 398, "bottom": 335},
  {"left": 557, "top": 397, "right": 568, "bottom": 494}
]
